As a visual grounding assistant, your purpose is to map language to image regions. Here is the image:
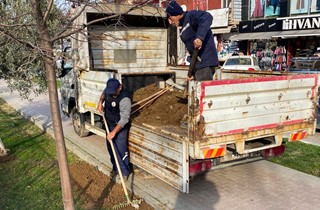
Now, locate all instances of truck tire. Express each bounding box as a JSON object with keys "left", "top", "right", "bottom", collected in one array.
[{"left": 71, "top": 107, "right": 89, "bottom": 137}]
